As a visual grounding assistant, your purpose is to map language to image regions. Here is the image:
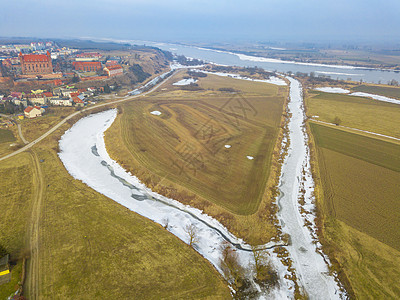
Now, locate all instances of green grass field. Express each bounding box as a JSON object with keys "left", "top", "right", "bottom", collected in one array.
[
  {"left": 0, "top": 128, "right": 16, "bottom": 144},
  {"left": 351, "top": 84, "right": 400, "bottom": 99},
  {"left": 306, "top": 90, "right": 400, "bottom": 138},
  {"left": 310, "top": 122, "right": 400, "bottom": 172},
  {"left": 105, "top": 73, "right": 288, "bottom": 244},
  {"left": 0, "top": 116, "right": 230, "bottom": 299},
  {"left": 309, "top": 122, "right": 400, "bottom": 298}
]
